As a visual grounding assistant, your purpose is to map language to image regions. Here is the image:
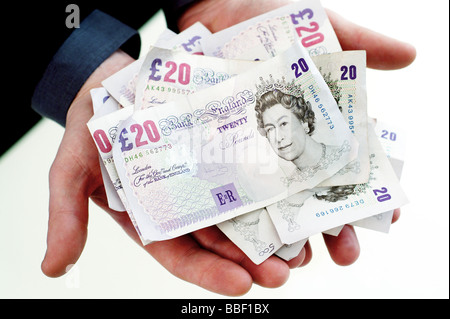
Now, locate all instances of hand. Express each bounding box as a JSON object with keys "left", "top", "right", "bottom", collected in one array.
[
  {"left": 41, "top": 0, "right": 415, "bottom": 297},
  {"left": 41, "top": 48, "right": 298, "bottom": 296}
]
